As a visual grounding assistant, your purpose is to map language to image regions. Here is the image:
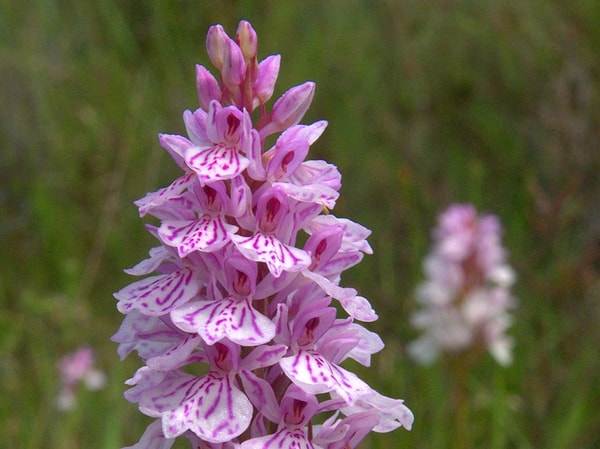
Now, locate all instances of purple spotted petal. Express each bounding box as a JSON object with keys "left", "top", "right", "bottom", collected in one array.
[
  {"left": 318, "top": 251, "right": 364, "bottom": 278},
  {"left": 135, "top": 173, "right": 196, "bottom": 217},
  {"left": 239, "top": 428, "right": 315, "bottom": 449},
  {"left": 157, "top": 373, "right": 252, "bottom": 442},
  {"left": 158, "top": 216, "right": 238, "bottom": 258},
  {"left": 170, "top": 297, "right": 275, "bottom": 346},
  {"left": 279, "top": 349, "right": 372, "bottom": 406},
  {"left": 115, "top": 267, "right": 201, "bottom": 316},
  {"left": 184, "top": 145, "right": 250, "bottom": 185},
  {"left": 272, "top": 181, "right": 339, "bottom": 209},
  {"left": 232, "top": 233, "right": 311, "bottom": 277}
]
